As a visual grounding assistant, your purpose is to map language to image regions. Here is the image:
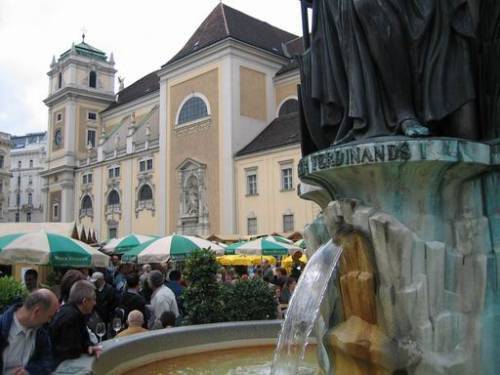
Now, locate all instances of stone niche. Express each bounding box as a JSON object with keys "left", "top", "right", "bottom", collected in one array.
[
  {"left": 299, "top": 138, "right": 500, "bottom": 375},
  {"left": 176, "top": 158, "right": 209, "bottom": 236}
]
